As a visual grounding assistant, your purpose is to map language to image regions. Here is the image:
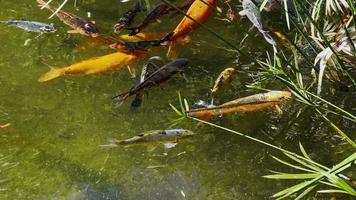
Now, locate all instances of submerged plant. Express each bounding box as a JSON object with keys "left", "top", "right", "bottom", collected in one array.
[{"left": 264, "top": 143, "right": 356, "bottom": 199}]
